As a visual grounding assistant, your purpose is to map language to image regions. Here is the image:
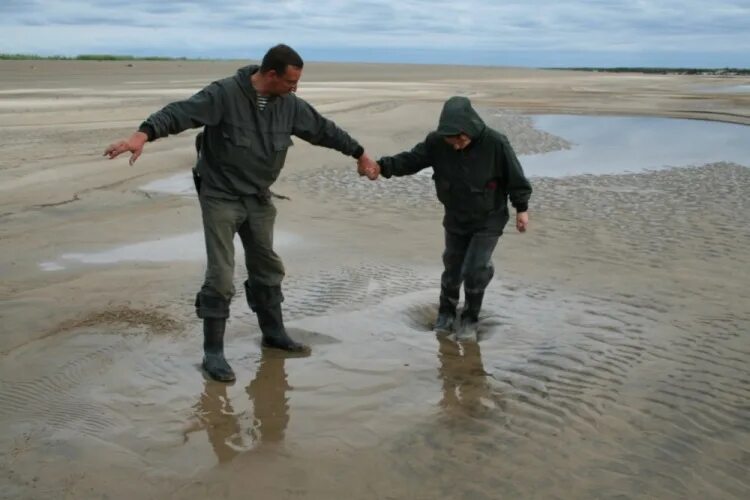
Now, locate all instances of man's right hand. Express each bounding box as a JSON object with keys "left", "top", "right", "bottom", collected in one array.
[{"left": 104, "top": 131, "right": 148, "bottom": 165}]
